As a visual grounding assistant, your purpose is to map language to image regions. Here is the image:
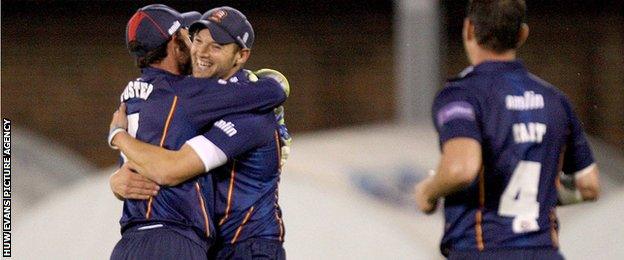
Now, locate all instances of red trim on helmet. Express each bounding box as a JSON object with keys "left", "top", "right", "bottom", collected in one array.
[
  {"left": 127, "top": 11, "right": 146, "bottom": 41},
  {"left": 142, "top": 12, "right": 169, "bottom": 38}
]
